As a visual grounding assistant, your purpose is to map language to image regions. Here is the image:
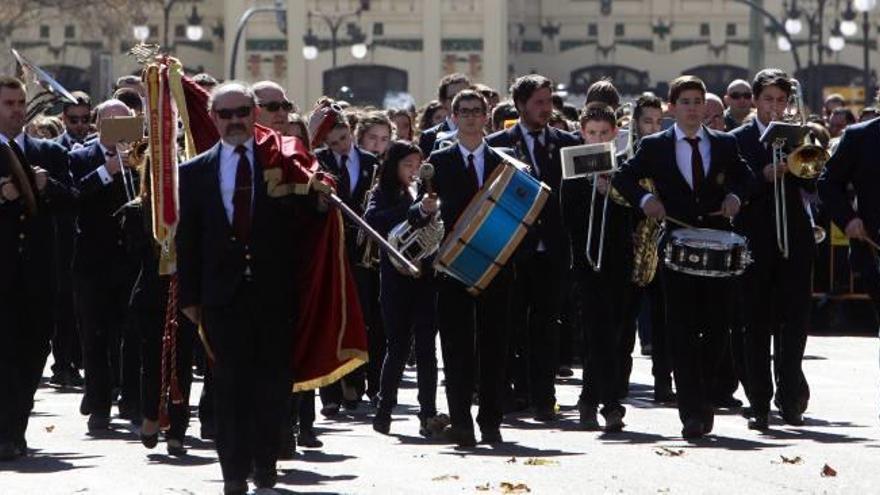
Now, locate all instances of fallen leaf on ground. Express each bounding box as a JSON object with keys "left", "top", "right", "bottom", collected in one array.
[
  {"left": 506, "top": 456, "right": 517, "bottom": 464},
  {"left": 432, "top": 474, "right": 460, "bottom": 481},
  {"left": 44, "top": 425, "right": 55, "bottom": 433},
  {"left": 777, "top": 455, "right": 803, "bottom": 465},
  {"left": 654, "top": 447, "right": 685, "bottom": 457},
  {"left": 475, "top": 482, "right": 491, "bottom": 491},
  {"left": 524, "top": 457, "right": 559, "bottom": 466},
  {"left": 821, "top": 464, "right": 838, "bottom": 477},
  {"left": 500, "top": 482, "right": 531, "bottom": 493}
]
